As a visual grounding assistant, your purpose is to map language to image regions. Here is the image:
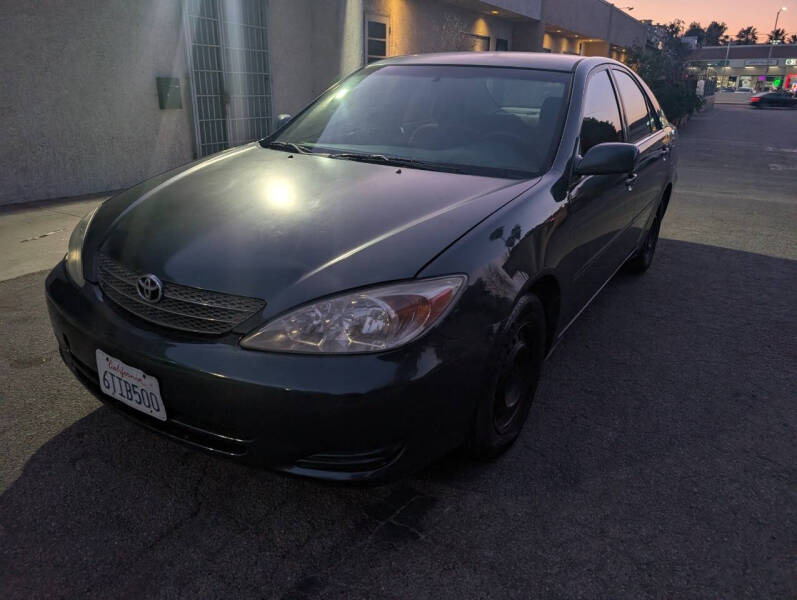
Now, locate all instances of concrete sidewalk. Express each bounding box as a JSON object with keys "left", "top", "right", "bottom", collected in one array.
[
  {"left": 0, "top": 196, "right": 107, "bottom": 282},
  {"left": 714, "top": 91, "right": 753, "bottom": 104}
]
